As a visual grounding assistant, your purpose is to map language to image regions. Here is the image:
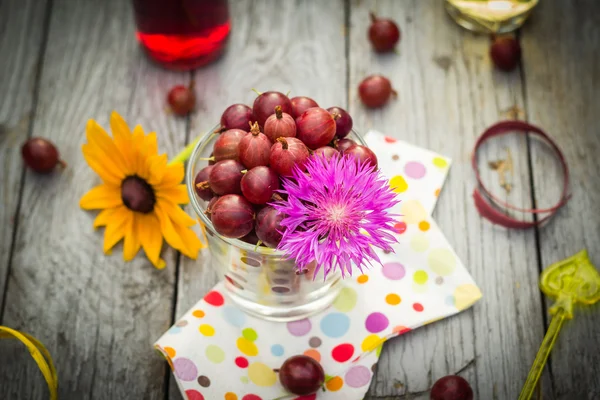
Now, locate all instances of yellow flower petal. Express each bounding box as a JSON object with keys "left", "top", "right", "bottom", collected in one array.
[
  {"left": 123, "top": 214, "right": 141, "bottom": 261},
  {"left": 93, "top": 206, "right": 124, "bottom": 228},
  {"left": 157, "top": 185, "right": 189, "bottom": 205},
  {"left": 110, "top": 111, "right": 132, "bottom": 141},
  {"left": 110, "top": 112, "right": 137, "bottom": 175},
  {"left": 103, "top": 208, "right": 132, "bottom": 253},
  {"left": 82, "top": 144, "right": 124, "bottom": 185},
  {"left": 155, "top": 163, "right": 185, "bottom": 190},
  {"left": 138, "top": 213, "right": 166, "bottom": 269},
  {"left": 85, "top": 120, "right": 128, "bottom": 174},
  {"left": 142, "top": 130, "right": 158, "bottom": 157},
  {"left": 148, "top": 154, "right": 168, "bottom": 185},
  {"left": 155, "top": 202, "right": 186, "bottom": 253},
  {"left": 80, "top": 184, "right": 122, "bottom": 210},
  {"left": 157, "top": 199, "right": 196, "bottom": 227},
  {"left": 172, "top": 222, "right": 202, "bottom": 259}
]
